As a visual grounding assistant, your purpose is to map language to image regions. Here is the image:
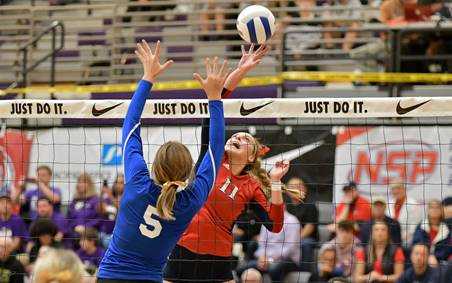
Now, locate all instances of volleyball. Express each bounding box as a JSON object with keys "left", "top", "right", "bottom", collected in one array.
[{"left": 236, "top": 5, "right": 276, "bottom": 44}]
